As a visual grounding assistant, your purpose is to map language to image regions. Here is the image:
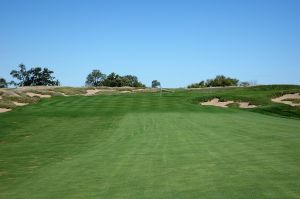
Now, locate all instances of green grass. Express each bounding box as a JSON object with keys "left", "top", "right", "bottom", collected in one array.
[{"left": 0, "top": 85, "right": 300, "bottom": 198}]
